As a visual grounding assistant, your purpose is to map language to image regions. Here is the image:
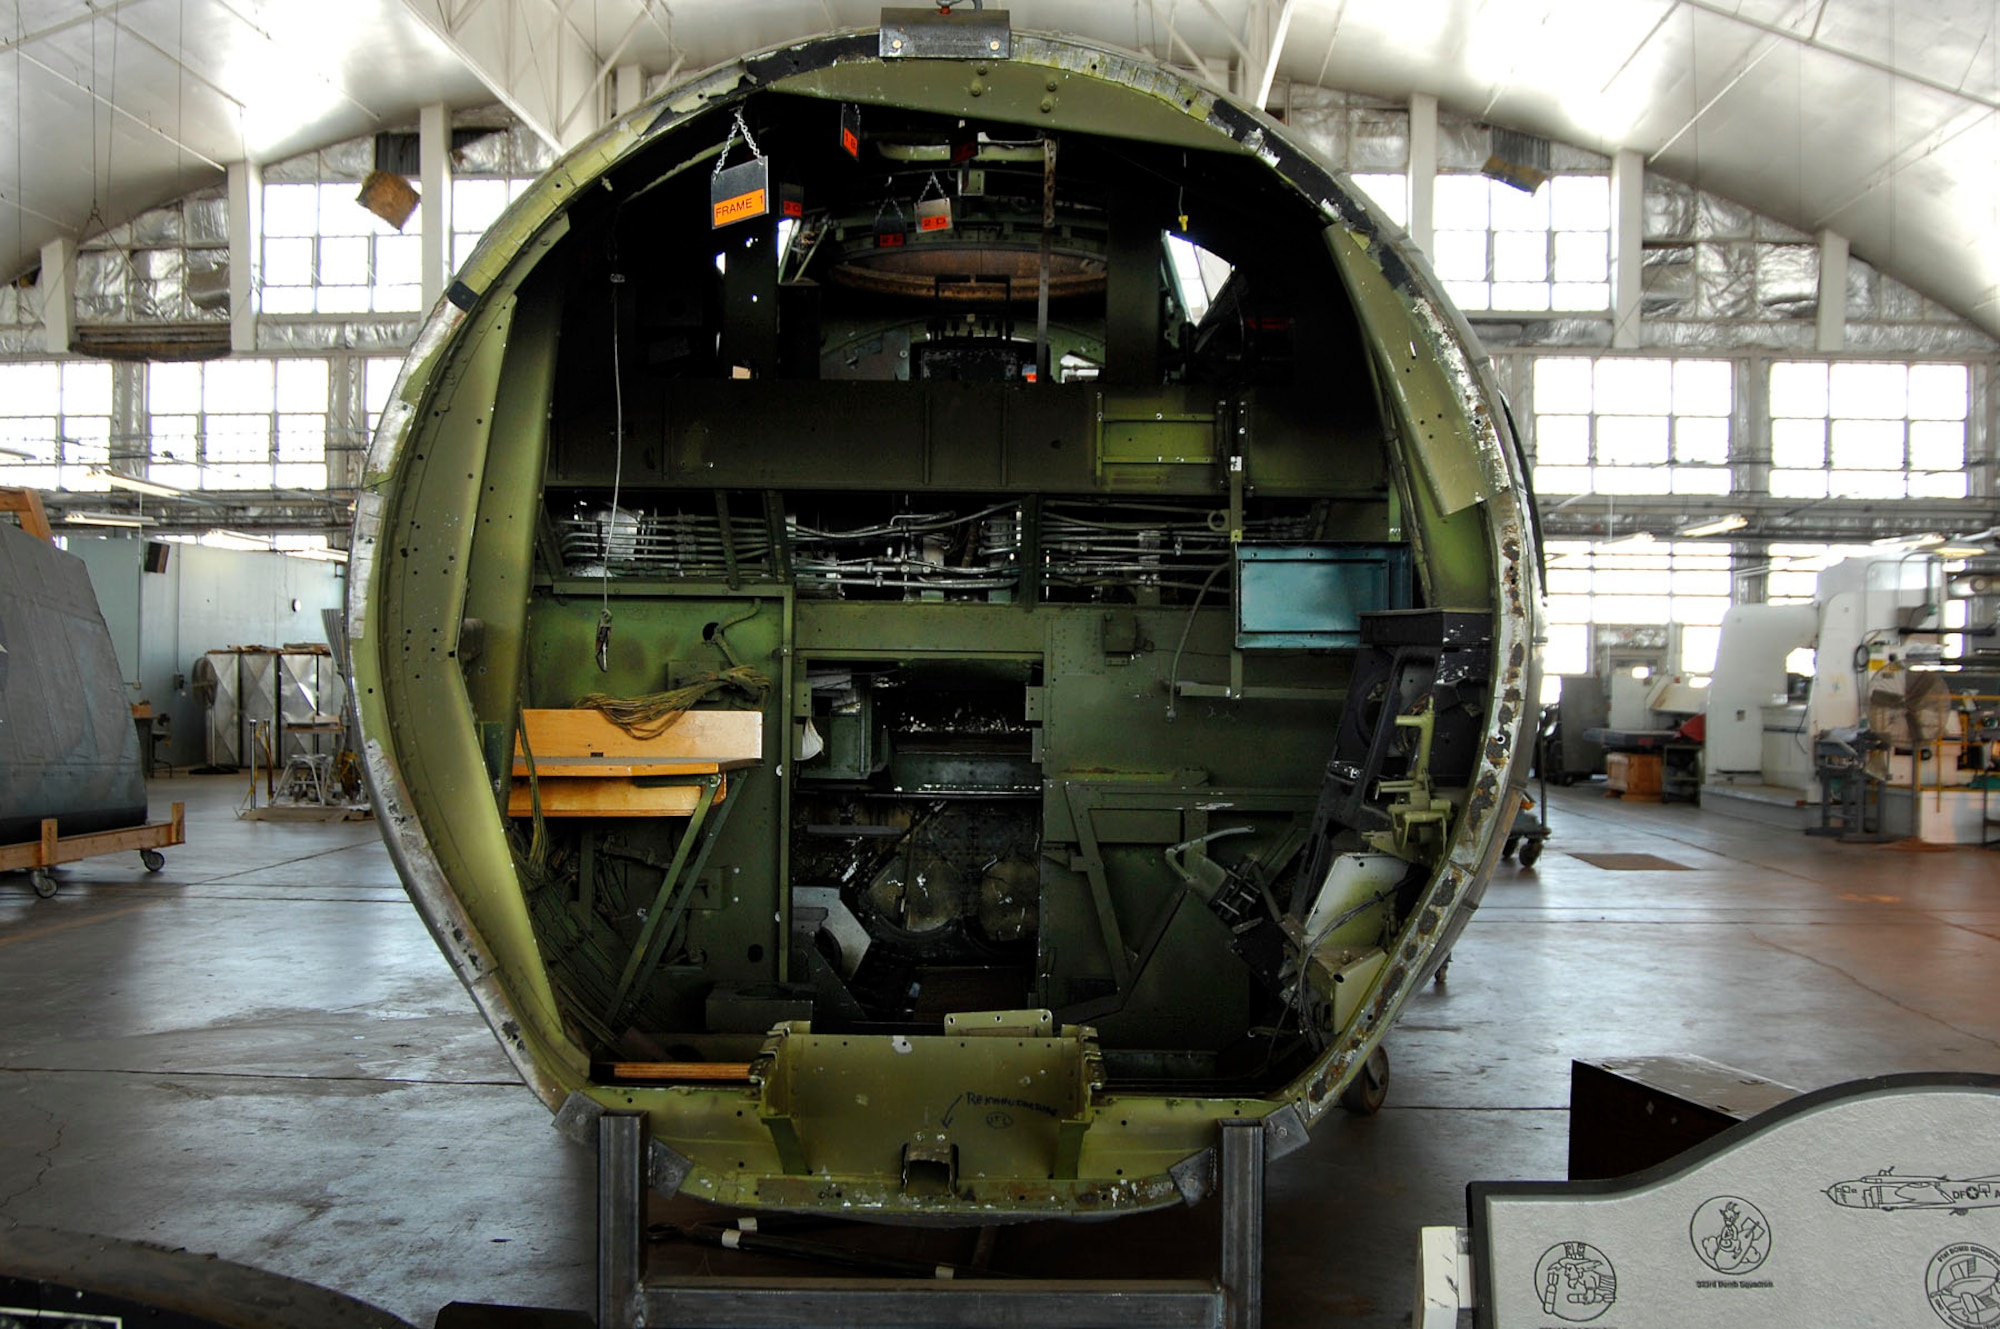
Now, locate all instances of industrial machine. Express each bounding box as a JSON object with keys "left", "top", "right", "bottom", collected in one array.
[
  {"left": 1705, "top": 551, "right": 2000, "bottom": 838},
  {"left": 351, "top": 13, "right": 1541, "bottom": 1222}
]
